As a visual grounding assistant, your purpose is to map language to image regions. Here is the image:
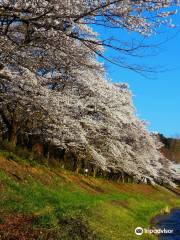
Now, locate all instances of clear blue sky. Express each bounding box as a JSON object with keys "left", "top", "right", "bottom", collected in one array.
[{"left": 93, "top": 13, "right": 180, "bottom": 137}]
